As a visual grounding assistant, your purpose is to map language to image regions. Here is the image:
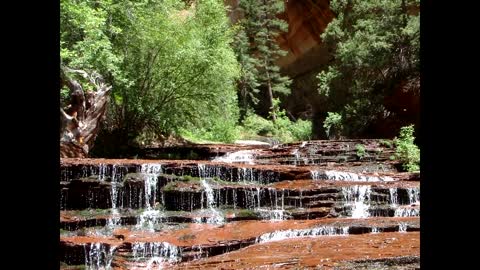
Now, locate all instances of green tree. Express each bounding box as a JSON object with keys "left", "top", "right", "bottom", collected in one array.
[
  {"left": 393, "top": 125, "right": 420, "bottom": 172},
  {"left": 233, "top": 23, "right": 260, "bottom": 120},
  {"left": 235, "top": 0, "right": 291, "bottom": 121},
  {"left": 317, "top": 0, "right": 420, "bottom": 136},
  {"left": 104, "top": 0, "right": 240, "bottom": 144},
  {"left": 60, "top": 0, "right": 123, "bottom": 83}
]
